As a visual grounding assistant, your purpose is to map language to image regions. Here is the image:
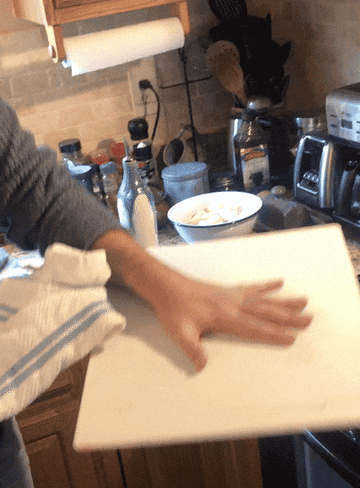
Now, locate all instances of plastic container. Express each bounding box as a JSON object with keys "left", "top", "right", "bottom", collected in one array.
[
  {"left": 161, "top": 162, "right": 209, "bottom": 207},
  {"left": 59, "top": 138, "right": 96, "bottom": 194}
]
